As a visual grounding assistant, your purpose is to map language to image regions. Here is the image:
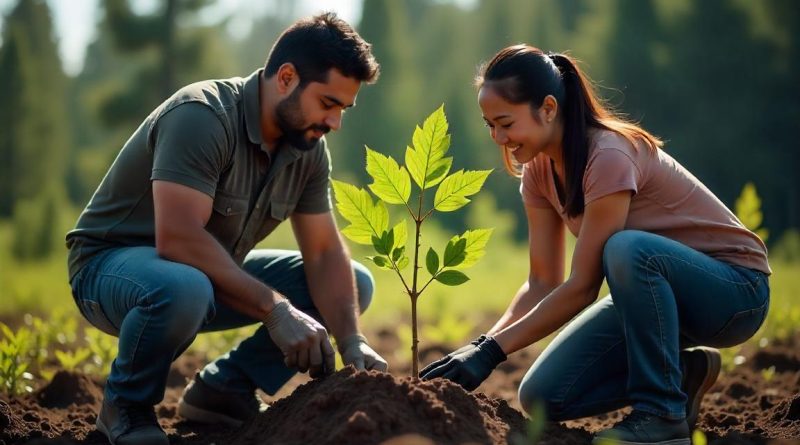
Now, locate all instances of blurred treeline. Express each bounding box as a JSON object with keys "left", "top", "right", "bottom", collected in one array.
[{"left": 1, "top": 0, "right": 798, "bottom": 262}]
